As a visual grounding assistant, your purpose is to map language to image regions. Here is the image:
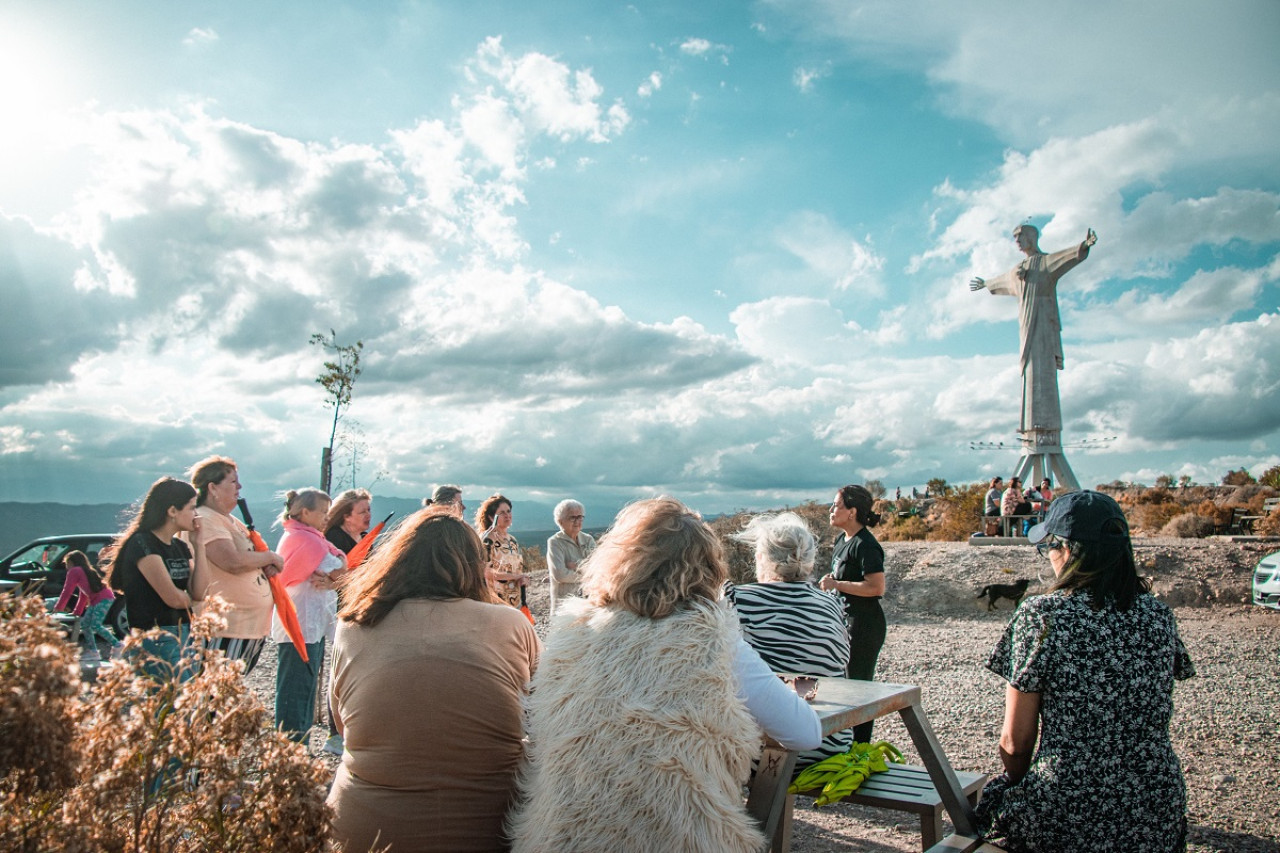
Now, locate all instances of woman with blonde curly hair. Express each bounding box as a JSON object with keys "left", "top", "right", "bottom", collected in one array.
[
  {"left": 508, "top": 497, "right": 820, "bottom": 853},
  {"left": 328, "top": 506, "right": 540, "bottom": 852}
]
